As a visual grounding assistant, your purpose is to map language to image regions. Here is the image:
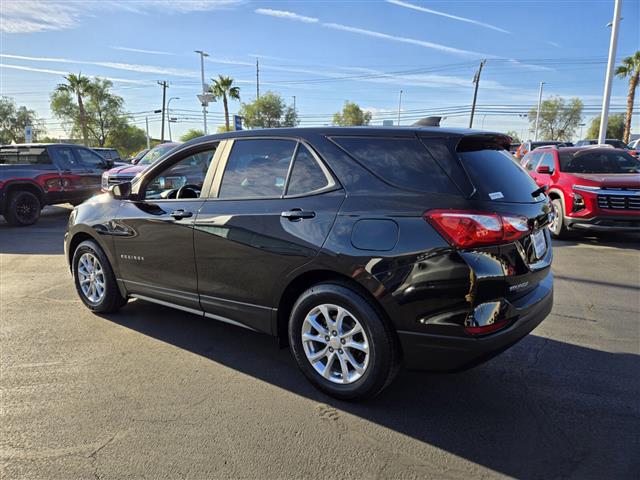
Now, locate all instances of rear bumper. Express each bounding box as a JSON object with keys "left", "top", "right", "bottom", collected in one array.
[
  {"left": 397, "top": 274, "right": 553, "bottom": 371},
  {"left": 565, "top": 215, "right": 640, "bottom": 232}
]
